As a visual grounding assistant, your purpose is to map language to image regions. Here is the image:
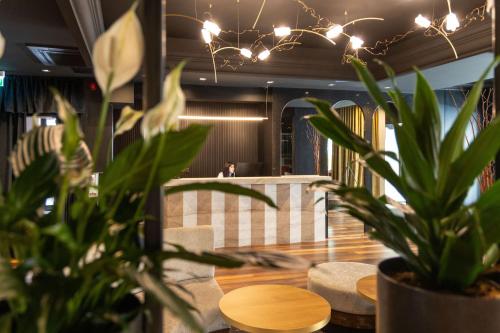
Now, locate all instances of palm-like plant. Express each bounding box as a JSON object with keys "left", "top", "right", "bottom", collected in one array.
[{"left": 307, "top": 58, "right": 500, "bottom": 291}]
